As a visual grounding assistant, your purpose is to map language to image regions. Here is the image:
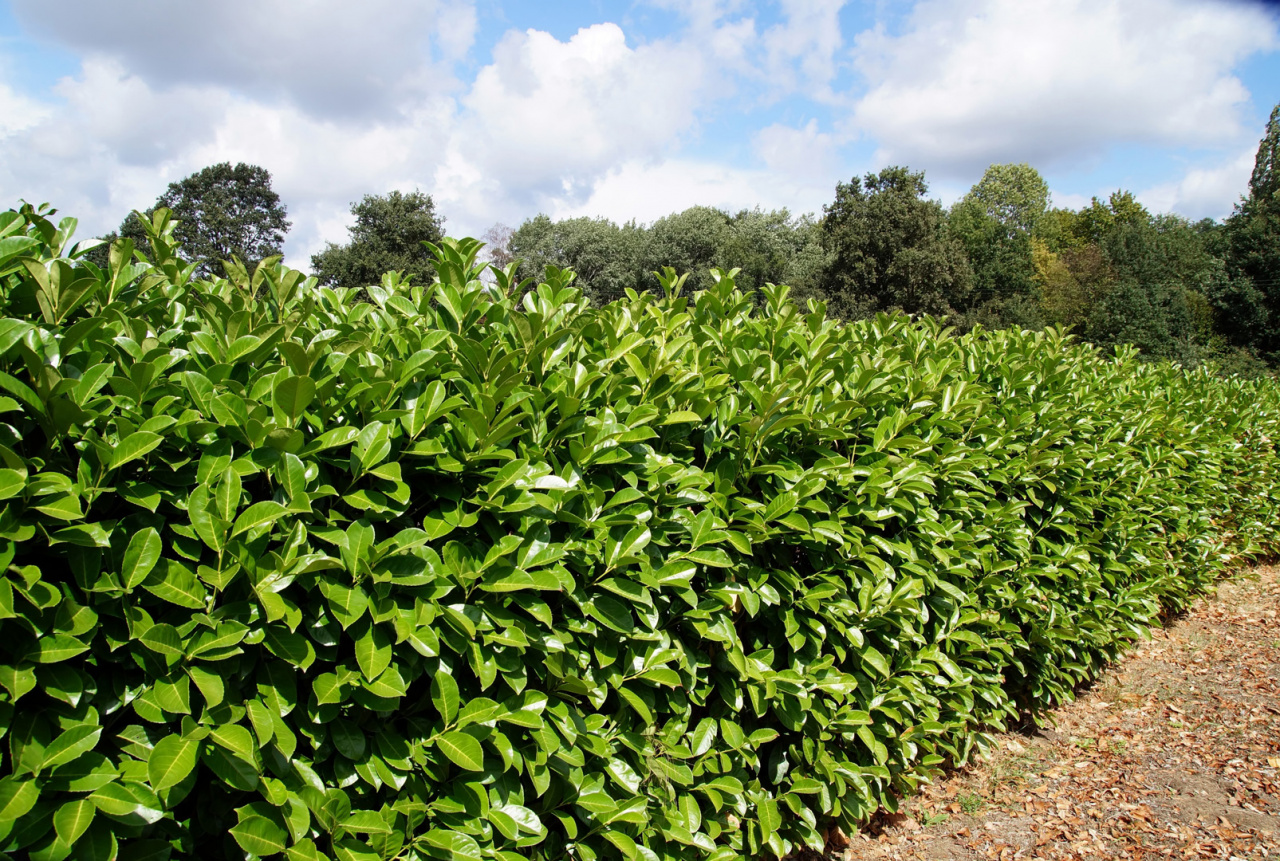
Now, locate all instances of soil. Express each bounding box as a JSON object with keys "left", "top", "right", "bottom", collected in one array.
[{"left": 831, "top": 565, "right": 1280, "bottom": 860}]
